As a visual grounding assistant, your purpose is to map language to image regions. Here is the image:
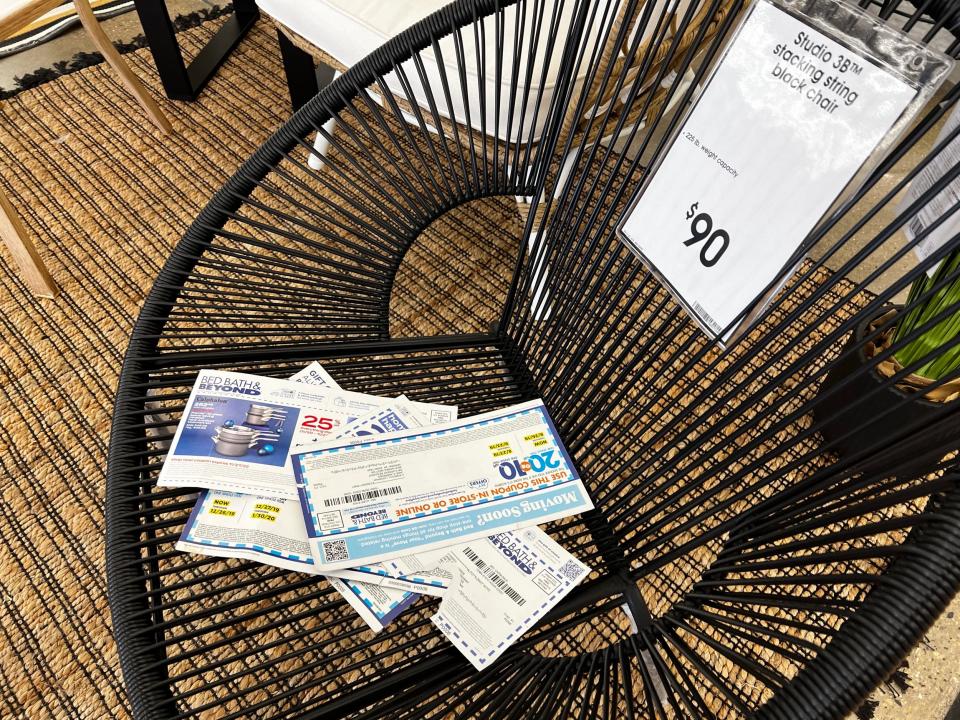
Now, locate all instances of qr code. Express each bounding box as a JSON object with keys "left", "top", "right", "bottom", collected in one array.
[
  {"left": 558, "top": 560, "right": 584, "bottom": 582},
  {"left": 322, "top": 539, "right": 349, "bottom": 563}
]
